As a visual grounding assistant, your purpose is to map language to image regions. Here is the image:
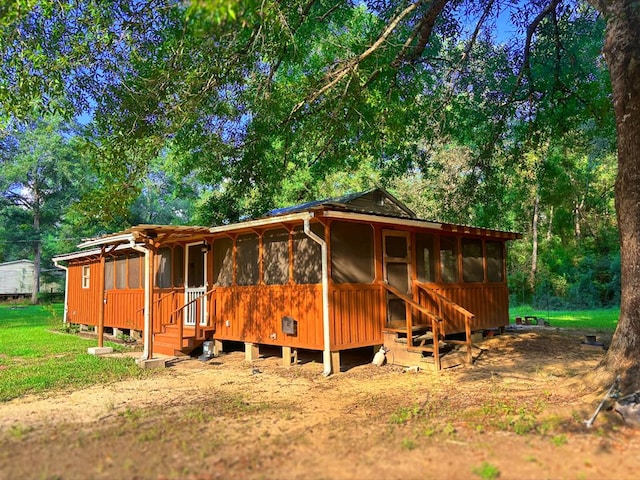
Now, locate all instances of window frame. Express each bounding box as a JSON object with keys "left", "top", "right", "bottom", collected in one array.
[{"left": 81, "top": 265, "right": 90, "bottom": 289}]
